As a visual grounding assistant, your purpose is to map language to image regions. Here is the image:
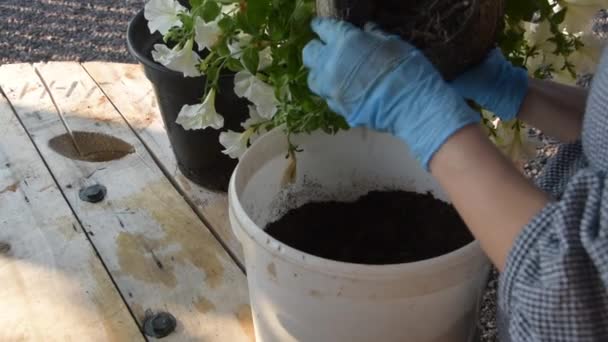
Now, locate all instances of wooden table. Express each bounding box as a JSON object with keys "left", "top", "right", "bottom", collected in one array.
[{"left": 0, "top": 62, "right": 253, "bottom": 341}]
